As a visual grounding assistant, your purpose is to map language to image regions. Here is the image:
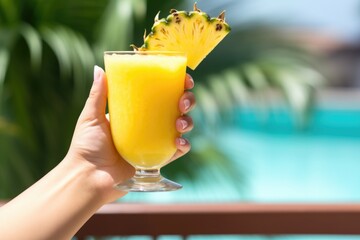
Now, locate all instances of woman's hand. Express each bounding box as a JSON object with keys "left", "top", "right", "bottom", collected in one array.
[{"left": 66, "top": 66, "right": 196, "bottom": 203}]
